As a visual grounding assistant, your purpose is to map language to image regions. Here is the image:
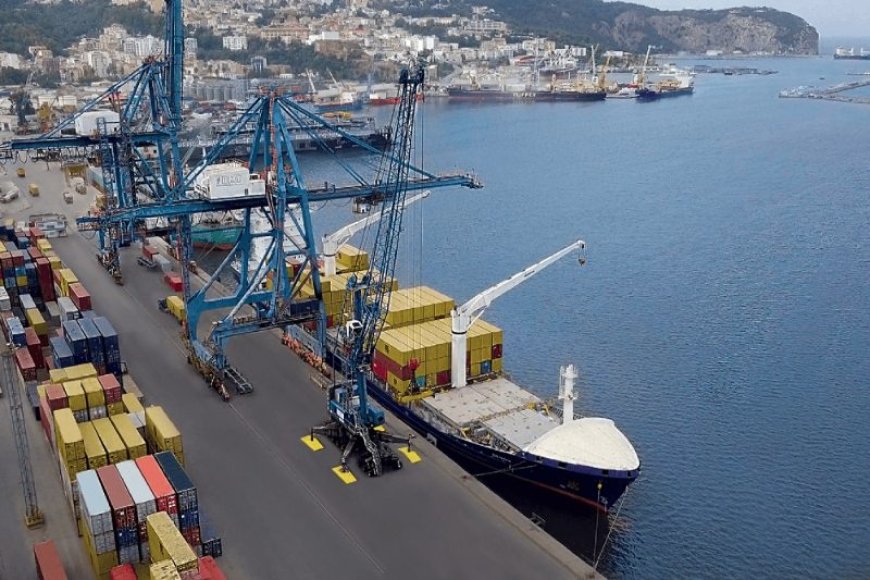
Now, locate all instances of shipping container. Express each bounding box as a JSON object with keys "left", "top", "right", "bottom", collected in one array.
[
  {"left": 92, "top": 417, "right": 128, "bottom": 464},
  {"left": 49, "top": 336, "right": 75, "bottom": 368},
  {"left": 109, "top": 563, "right": 137, "bottom": 580},
  {"left": 53, "top": 408, "right": 84, "bottom": 462},
  {"left": 149, "top": 560, "right": 181, "bottom": 580},
  {"left": 15, "top": 346, "right": 37, "bottom": 381},
  {"left": 57, "top": 296, "right": 79, "bottom": 321},
  {"left": 145, "top": 406, "right": 184, "bottom": 464},
  {"left": 116, "top": 460, "right": 157, "bottom": 558},
  {"left": 77, "top": 469, "right": 119, "bottom": 576},
  {"left": 136, "top": 455, "right": 179, "bottom": 524},
  {"left": 68, "top": 282, "right": 92, "bottom": 311},
  {"left": 95, "top": 465, "right": 138, "bottom": 548},
  {"left": 93, "top": 317, "right": 121, "bottom": 373},
  {"left": 46, "top": 384, "right": 68, "bottom": 411},
  {"left": 122, "top": 392, "right": 144, "bottom": 414},
  {"left": 61, "top": 320, "right": 88, "bottom": 365},
  {"left": 80, "top": 422, "right": 108, "bottom": 470},
  {"left": 33, "top": 540, "right": 68, "bottom": 580},
  {"left": 81, "top": 376, "right": 106, "bottom": 409},
  {"left": 26, "top": 307, "right": 49, "bottom": 336},
  {"left": 146, "top": 511, "right": 198, "bottom": 573},
  {"left": 111, "top": 414, "right": 147, "bottom": 459},
  {"left": 65, "top": 362, "right": 98, "bottom": 381},
  {"left": 99, "top": 373, "right": 122, "bottom": 404}
]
